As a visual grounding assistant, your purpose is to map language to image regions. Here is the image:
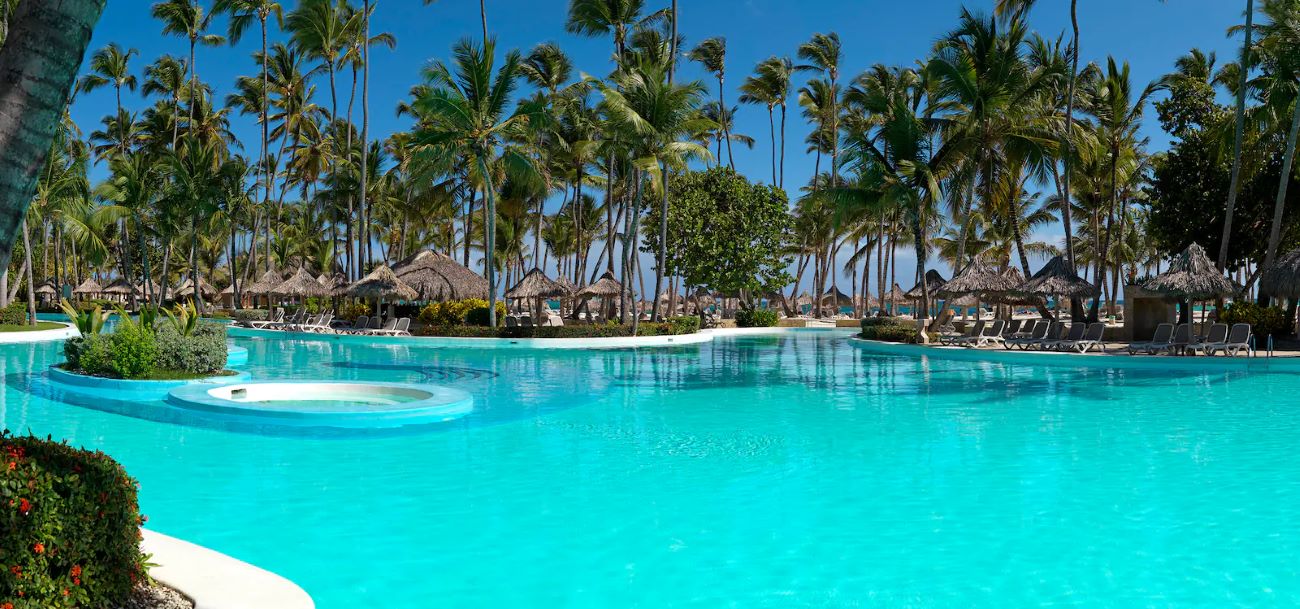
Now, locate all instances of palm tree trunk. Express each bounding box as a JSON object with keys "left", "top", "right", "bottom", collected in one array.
[
  {"left": 605, "top": 153, "right": 616, "bottom": 274},
  {"left": 478, "top": 155, "right": 499, "bottom": 328},
  {"left": 359, "top": 0, "right": 372, "bottom": 277},
  {"left": 22, "top": 220, "right": 36, "bottom": 325},
  {"left": 652, "top": 162, "right": 669, "bottom": 322},
  {"left": 480, "top": 0, "right": 488, "bottom": 41},
  {"left": 779, "top": 102, "right": 787, "bottom": 190},
  {"left": 719, "top": 77, "right": 735, "bottom": 170},
  {"left": 0, "top": 0, "right": 105, "bottom": 272},
  {"left": 260, "top": 15, "right": 273, "bottom": 279},
  {"left": 1260, "top": 93, "right": 1300, "bottom": 302},
  {"left": 767, "top": 106, "right": 776, "bottom": 185},
  {"left": 1092, "top": 143, "right": 1122, "bottom": 320},
  {"left": 1219, "top": 0, "right": 1255, "bottom": 270},
  {"left": 464, "top": 185, "right": 475, "bottom": 268}
]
